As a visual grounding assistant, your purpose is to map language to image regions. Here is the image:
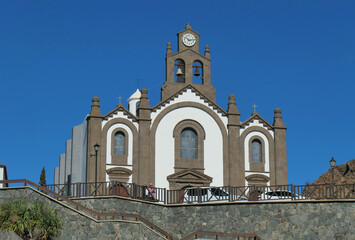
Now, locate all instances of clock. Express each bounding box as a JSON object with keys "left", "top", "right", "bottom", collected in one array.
[{"left": 182, "top": 33, "right": 196, "bottom": 47}]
